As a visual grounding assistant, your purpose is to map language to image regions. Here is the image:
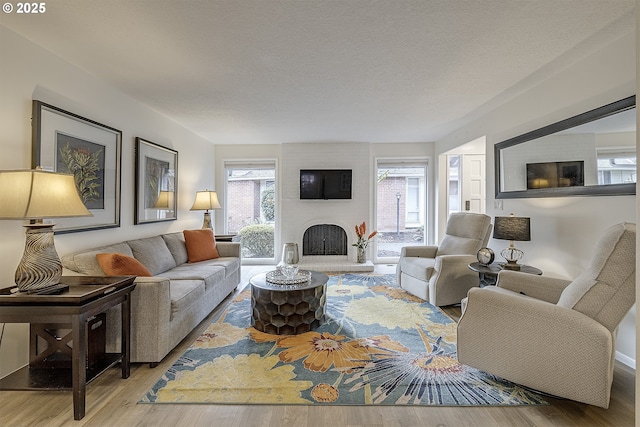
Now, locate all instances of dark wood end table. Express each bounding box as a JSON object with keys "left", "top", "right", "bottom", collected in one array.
[
  {"left": 0, "top": 276, "right": 136, "bottom": 420},
  {"left": 468, "top": 262, "right": 542, "bottom": 287}
]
